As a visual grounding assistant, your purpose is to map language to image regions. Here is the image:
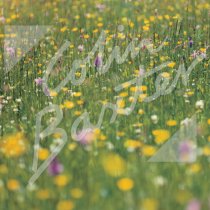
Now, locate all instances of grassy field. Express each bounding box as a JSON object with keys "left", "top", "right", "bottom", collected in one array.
[{"left": 0, "top": 0, "right": 210, "bottom": 209}]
